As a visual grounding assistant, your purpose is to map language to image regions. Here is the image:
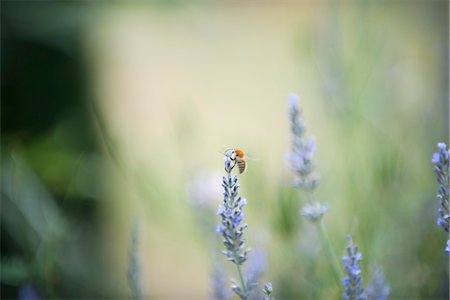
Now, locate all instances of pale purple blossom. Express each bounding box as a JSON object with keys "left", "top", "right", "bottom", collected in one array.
[
  {"left": 217, "top": 155, "right": 249, "bottom": 299},
  {"left": 246, "top": 249, "right": 267, "bottom": 300},
  {"left": 432, "top": 142, "right": 450, "bottom": 253},
  {"left": 216, "top": 153, "right": 275, "bottom": 299},
  {"left": 301, "top": 202, "right": 329, "bottom": 222},
  {"left": 186, "top": 170, "right": 223, "bottom": 208},
  {"left": 287, "top": 93, "right": 320, "bottom": 191},
  {"left": 366, "top": 264, "right": 390, "bottom": 300},
  {"left": 18, "top": 284, "right": 41, "bottom": 300},
  {"left": 211, "top": 262, "right": 232, "bottom": 300}
]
